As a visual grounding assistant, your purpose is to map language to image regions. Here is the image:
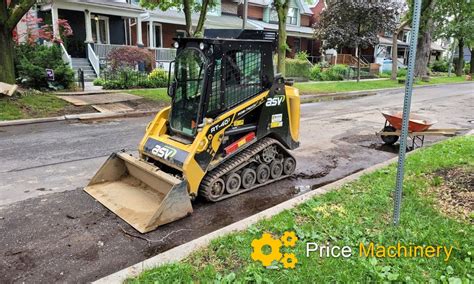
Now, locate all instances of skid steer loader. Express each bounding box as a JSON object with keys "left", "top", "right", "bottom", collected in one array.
[{"left": 85, "top": 29, "right": 300, "bottom": 233}]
